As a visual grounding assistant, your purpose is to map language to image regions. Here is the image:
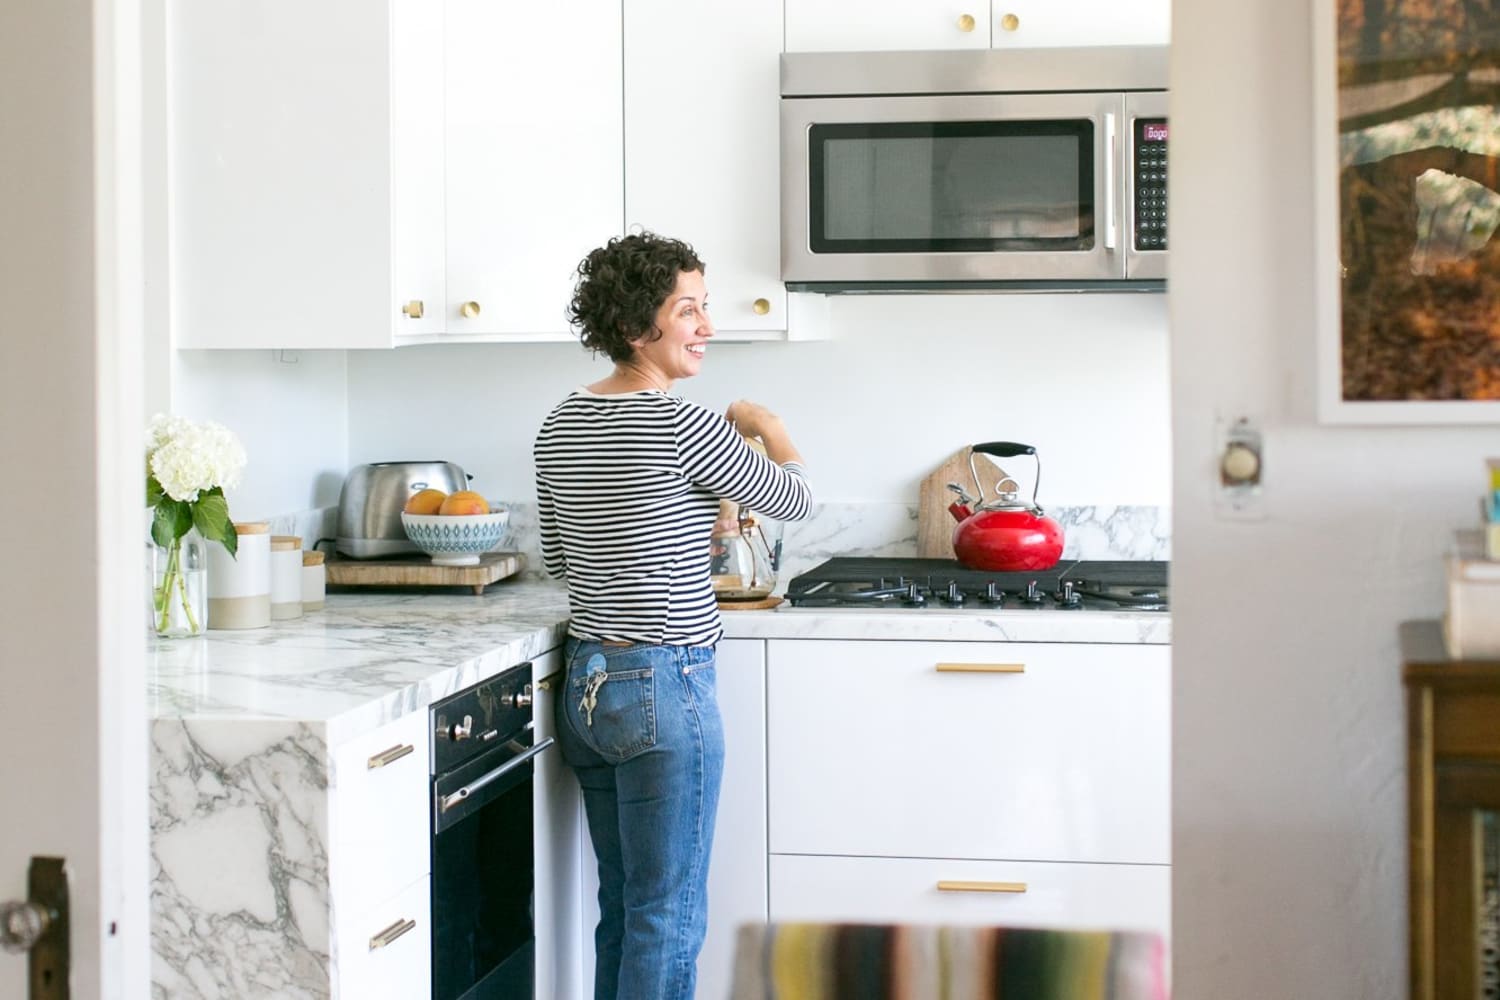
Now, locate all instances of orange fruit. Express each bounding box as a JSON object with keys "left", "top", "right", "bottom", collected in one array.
[
  {"left": 438, "top": 490, "right": 490, "bottom": 516},
  {"left": 404, "top": 488, "right": 447, "bottom": 515}
]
